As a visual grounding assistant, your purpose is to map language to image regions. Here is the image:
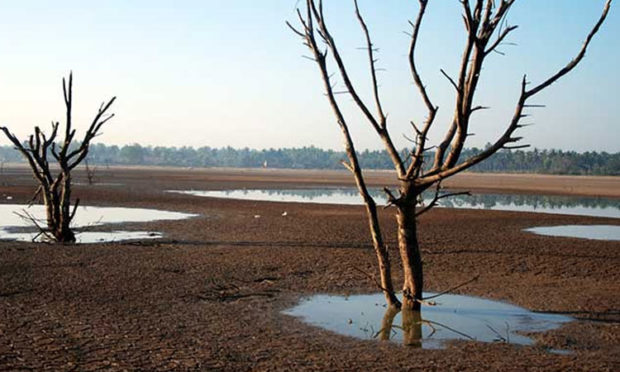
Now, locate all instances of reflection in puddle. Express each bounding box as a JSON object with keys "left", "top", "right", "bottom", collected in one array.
[
  {"left": 170, "top": 188, "right": 620, "bottom": 218},
  {"left": 525, "top": 225, "right": 620, "bottom": 241},
  {"left": 0, "top": 204, "right": 196, "bottom": 228},
  {"left": 0, "top": 204, "right": 197, "bottom": 243},
  {"left": 283, "top": 293, "right": 571, "bottom": 350},
  {"left": 172, "top": 189, "right": 368, "bottom": 205}
]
